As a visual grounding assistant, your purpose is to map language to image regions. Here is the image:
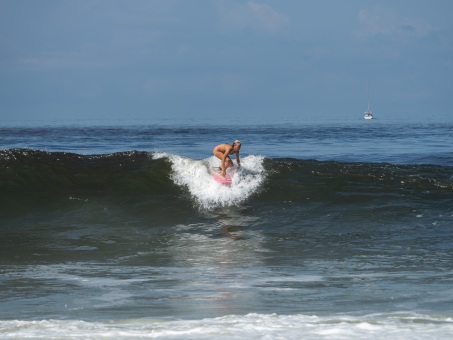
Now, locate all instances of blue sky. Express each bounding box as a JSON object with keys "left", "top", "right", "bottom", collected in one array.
[{"left": 1, "top": 0, "right": 452, "bottom": 123}]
